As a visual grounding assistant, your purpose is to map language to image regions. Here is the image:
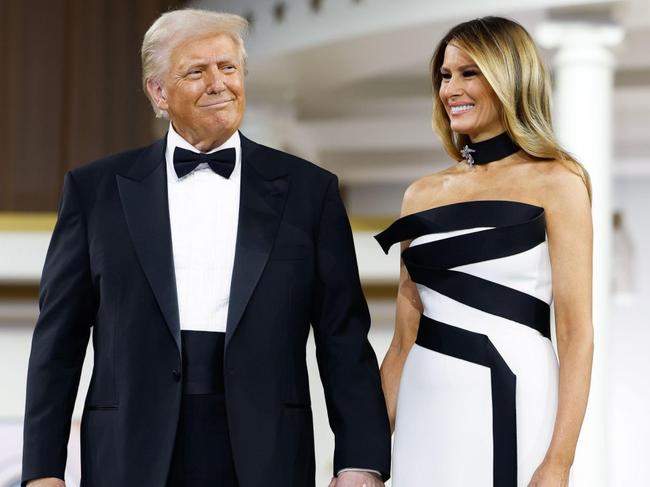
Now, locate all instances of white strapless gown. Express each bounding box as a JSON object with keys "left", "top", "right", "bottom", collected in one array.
[{"left": 376, "top": 201, "right": 559, "bottom": 487}]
